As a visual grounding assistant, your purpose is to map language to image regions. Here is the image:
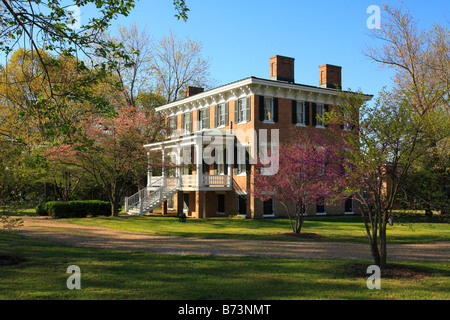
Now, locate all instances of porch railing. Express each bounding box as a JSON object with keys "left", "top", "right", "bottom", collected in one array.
[{"left": 148, "top": 174, "right": 231, "bottom": 188}]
